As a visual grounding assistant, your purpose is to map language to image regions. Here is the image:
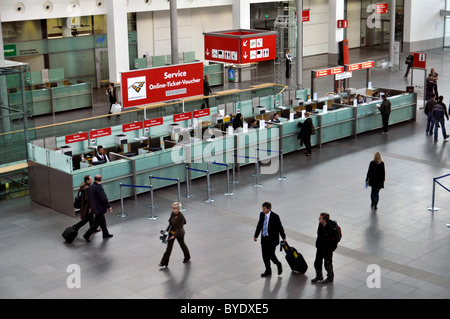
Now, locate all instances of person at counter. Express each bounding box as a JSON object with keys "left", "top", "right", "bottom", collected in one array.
[
  {"left": 248, "top": 118, "right": 259, "bottom": 129},
  {"left": 356, "top": 94, "right": 366, "bottom": 105},
  {"left": 378, "top": 95, "right": 391, "bottom": 135},
  {"left": 92, "top": 145, "right": 110, "bottom": 165},
  {"left": 232, "top": 113, "right": 244, "bottom": 131},
  {"left": 270, "top": 113, "right": 281, "bottom": 123}
]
